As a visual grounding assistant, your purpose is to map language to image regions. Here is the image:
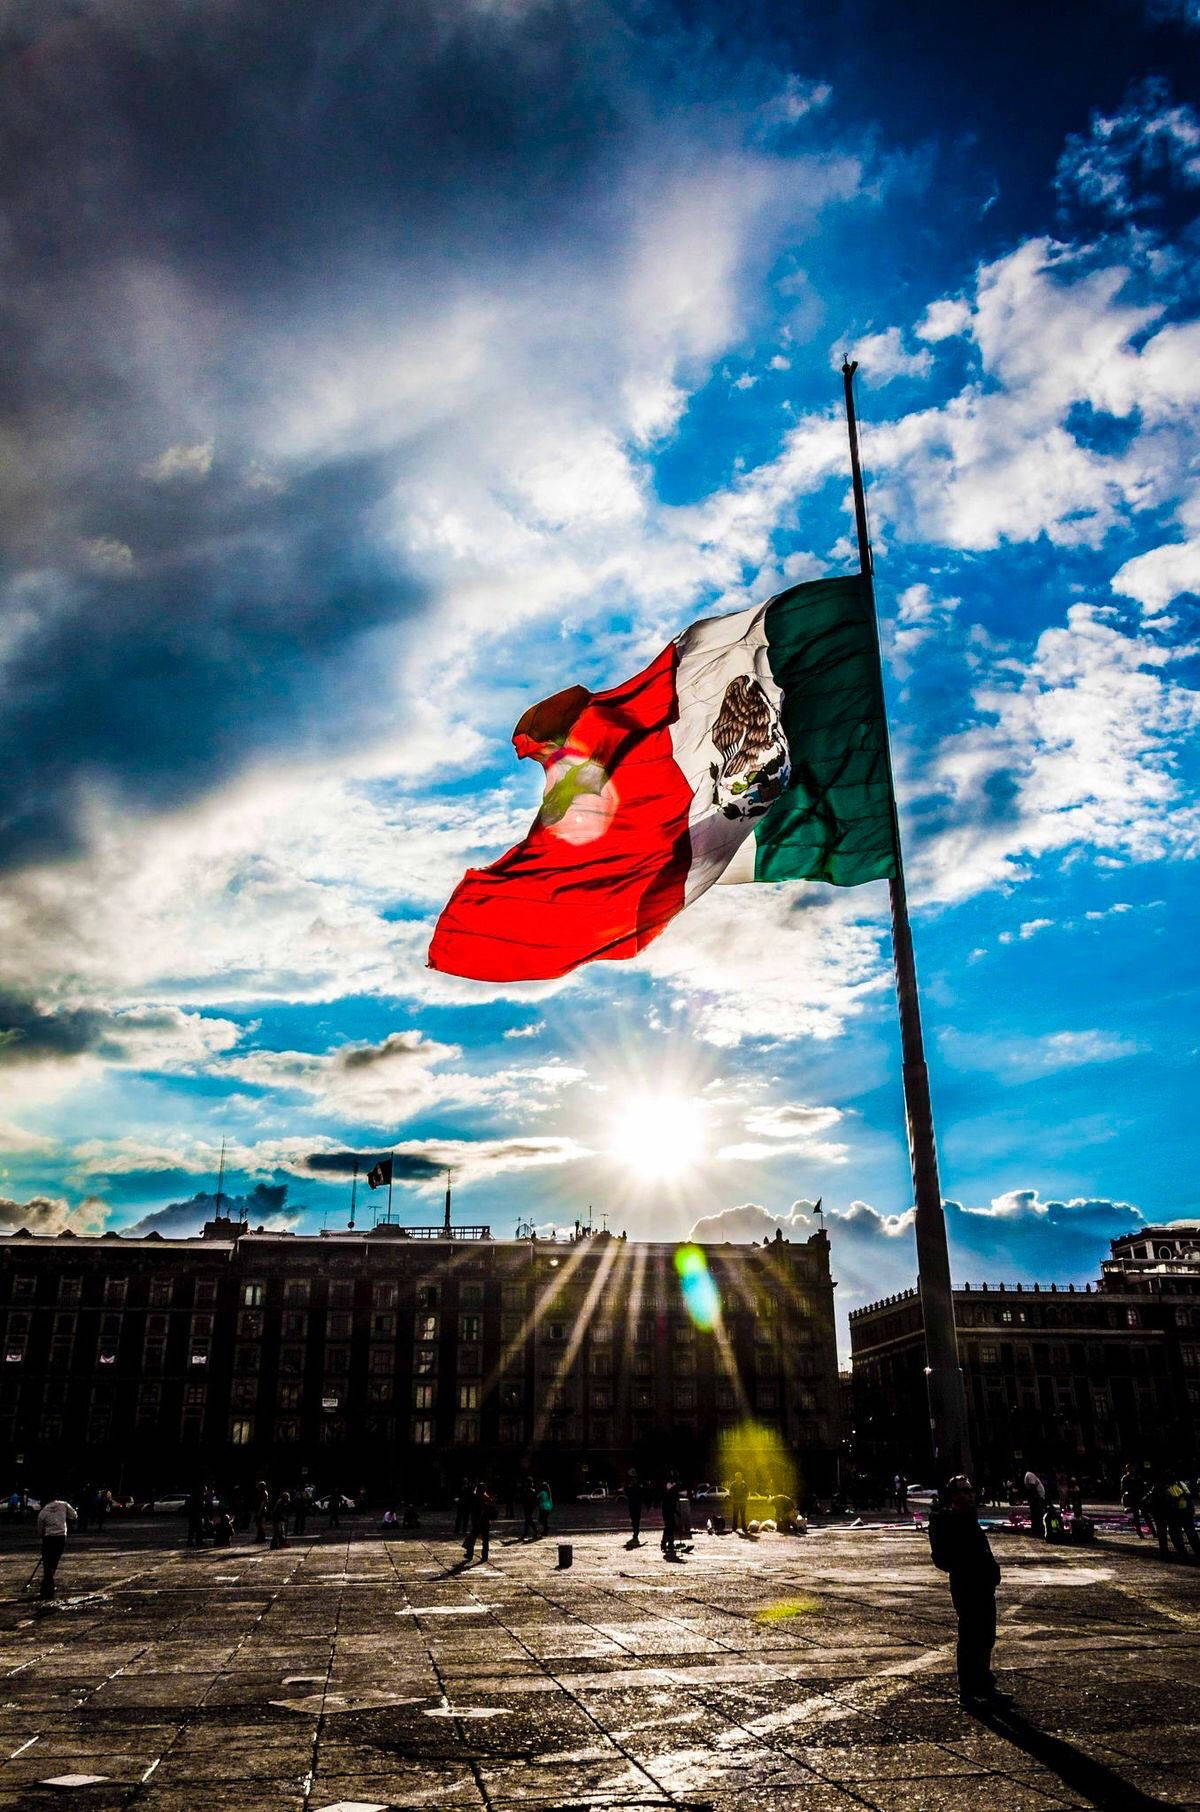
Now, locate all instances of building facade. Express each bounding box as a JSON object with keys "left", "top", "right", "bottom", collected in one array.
[
  {"left": 849, "top": 1224, "right": 1200, "bottom": 1487},
  {"left": 0, "top": 1220, "right": 840, "bottom": 1500}
]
